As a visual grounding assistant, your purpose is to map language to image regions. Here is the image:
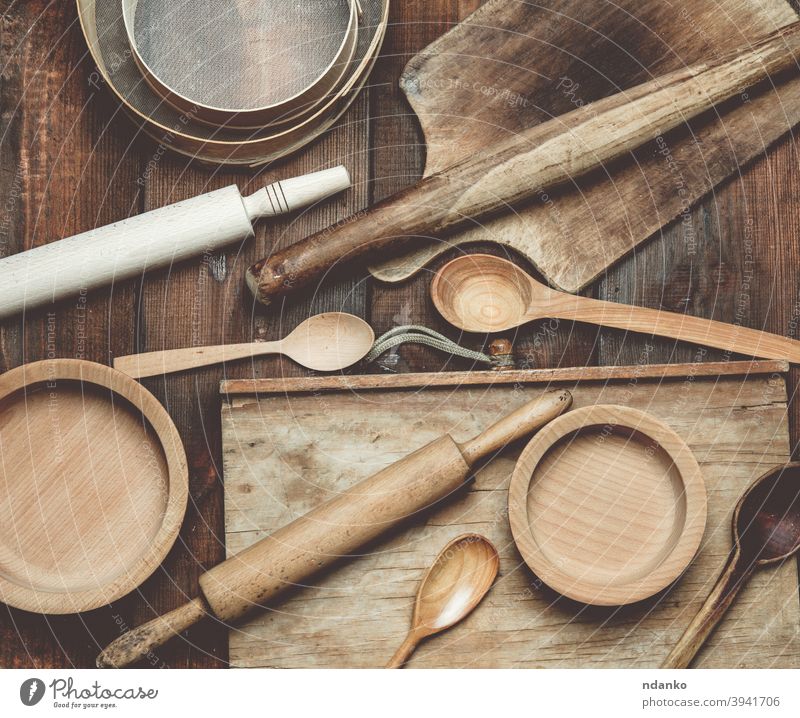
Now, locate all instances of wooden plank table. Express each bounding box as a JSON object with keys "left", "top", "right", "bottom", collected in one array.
[
  {"left": 1, "top": 0, "right": 800, "bottom": 668},
  {"left": 220, "top": 362, "right": 799, "bottom": 668}
]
